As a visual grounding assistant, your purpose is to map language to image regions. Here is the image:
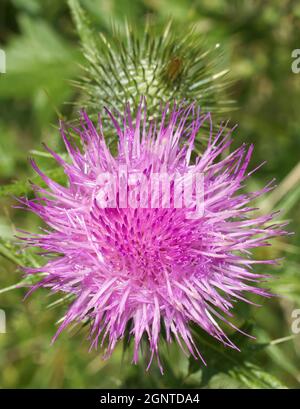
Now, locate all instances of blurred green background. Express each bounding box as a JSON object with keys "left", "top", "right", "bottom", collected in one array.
[{"left": 0, "top": 0, "right": 300, "bottom": 388}]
